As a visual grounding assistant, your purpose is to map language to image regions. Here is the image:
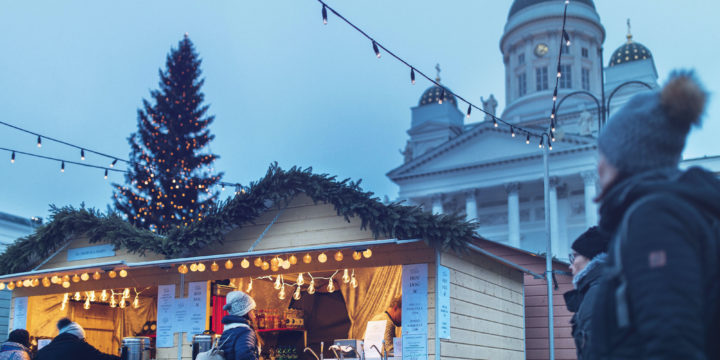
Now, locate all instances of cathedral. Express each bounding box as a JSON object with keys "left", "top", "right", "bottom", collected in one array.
[{"left": 387, "top": 0, "right": 718, "bottom": 259}]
